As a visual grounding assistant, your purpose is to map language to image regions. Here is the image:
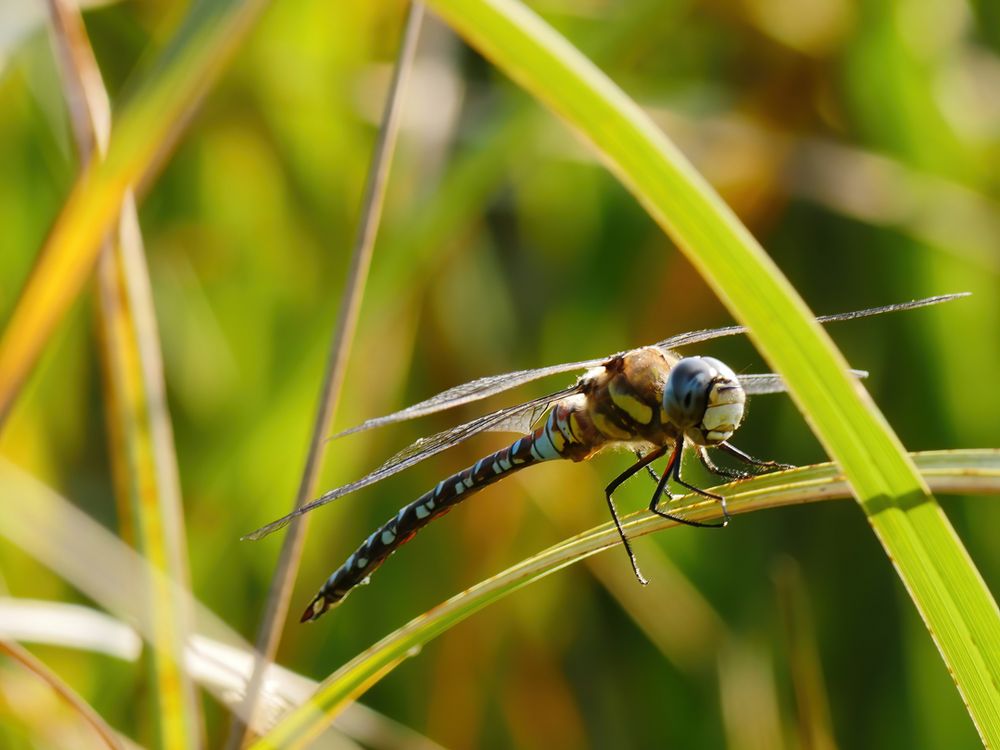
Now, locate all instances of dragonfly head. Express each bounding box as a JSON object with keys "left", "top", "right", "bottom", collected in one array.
[{"left": 663, "top": 356, "right": 746, "bottom": 446}]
